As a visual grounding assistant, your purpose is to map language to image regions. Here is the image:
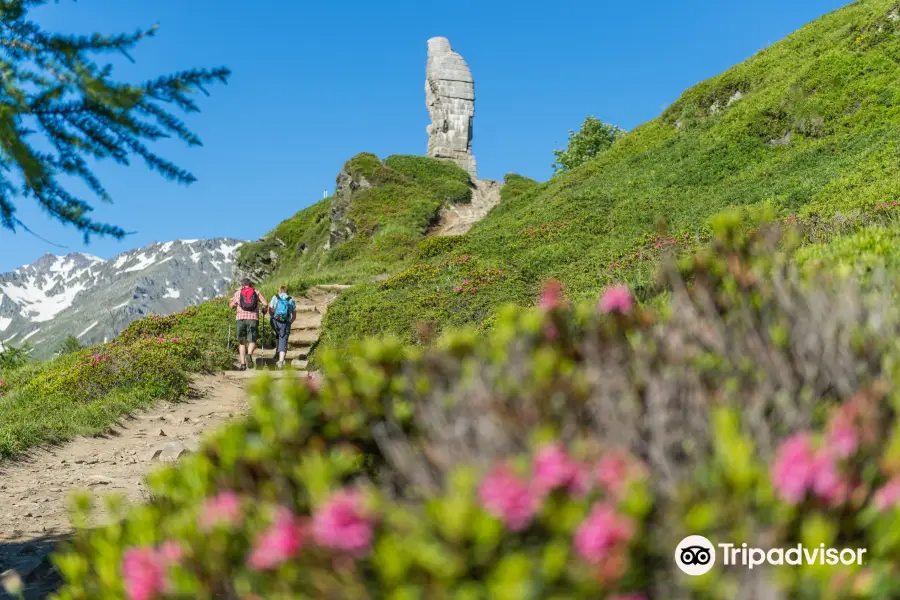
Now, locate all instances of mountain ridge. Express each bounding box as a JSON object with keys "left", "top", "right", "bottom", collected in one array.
[{"left": 0, "top": 238, "right": 244, "bottom": 358}]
